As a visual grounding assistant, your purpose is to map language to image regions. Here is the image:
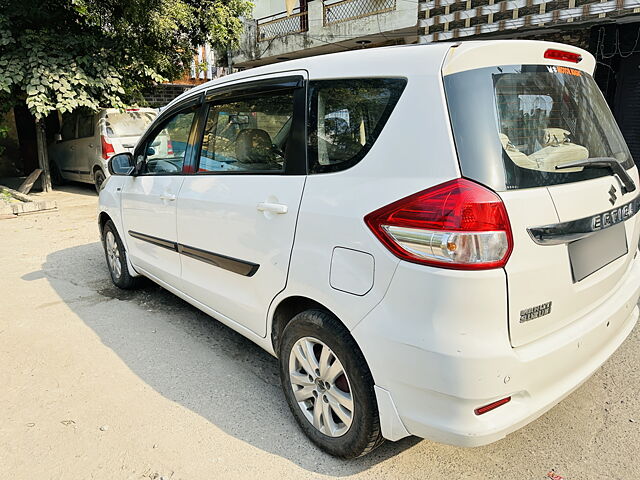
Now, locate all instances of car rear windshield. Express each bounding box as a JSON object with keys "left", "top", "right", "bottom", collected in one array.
[
  {"left": 444, "top": 65, "right": 634, "bottom": 191},
  {"left": 105, "top": 111, "right": 157, "bottom": 138}
]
